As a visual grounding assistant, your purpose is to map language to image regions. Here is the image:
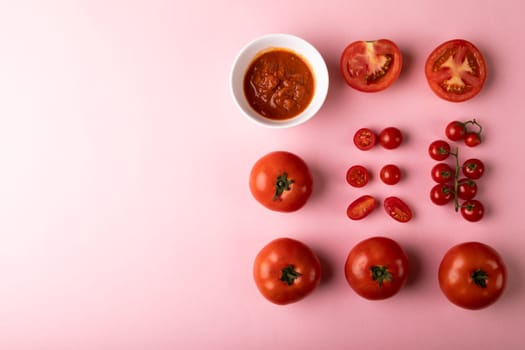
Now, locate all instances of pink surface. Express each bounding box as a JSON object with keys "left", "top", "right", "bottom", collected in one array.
[{"left": 1, "top": 1, "right": 525, "bottom": 349}]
